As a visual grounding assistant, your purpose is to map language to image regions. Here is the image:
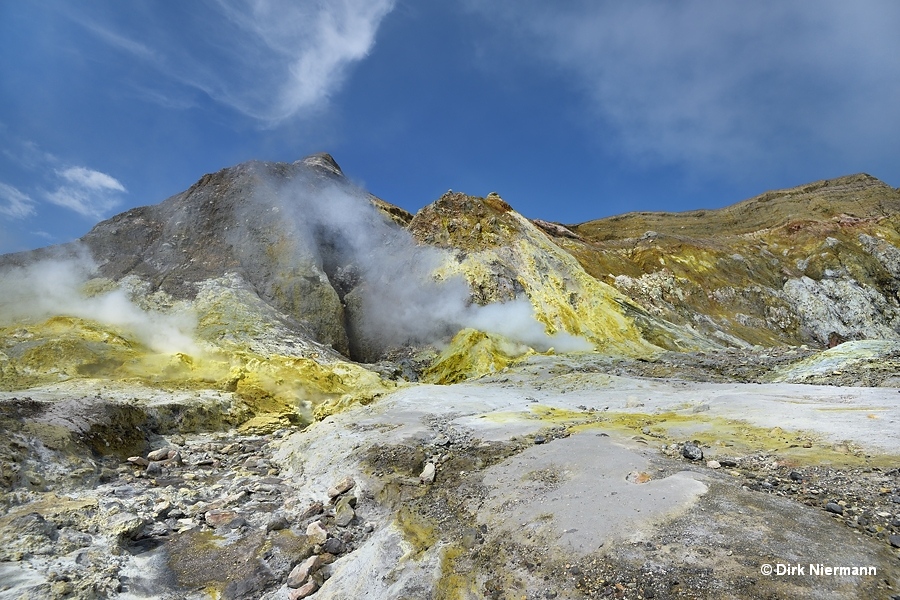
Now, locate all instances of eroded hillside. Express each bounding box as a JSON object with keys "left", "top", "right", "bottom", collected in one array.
[{"left": 542, "top": 173, "right": 900, "bottom": 349}]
